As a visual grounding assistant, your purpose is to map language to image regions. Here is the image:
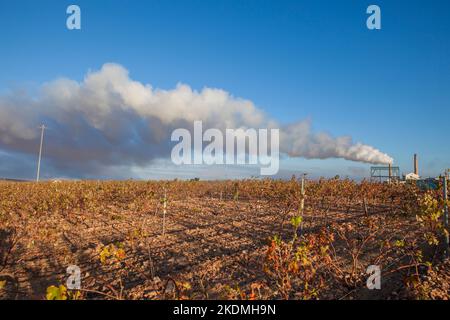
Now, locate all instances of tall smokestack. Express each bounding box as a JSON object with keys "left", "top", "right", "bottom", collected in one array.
[
  {"left": 414, "top": 154, "right": 419, "bottom": 176},
  {"left": 388, "top": 163, "right": 392, "bottom": 183}
]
